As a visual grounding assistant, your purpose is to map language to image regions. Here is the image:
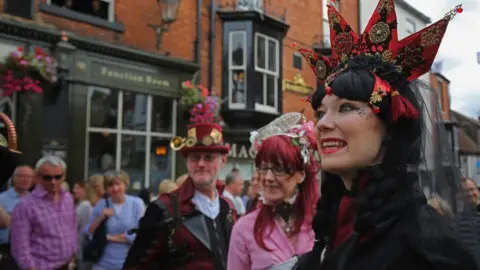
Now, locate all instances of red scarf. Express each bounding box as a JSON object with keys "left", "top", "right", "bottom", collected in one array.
[{"left": 332, "top": 175, "right": 371, "bottom": 248}]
